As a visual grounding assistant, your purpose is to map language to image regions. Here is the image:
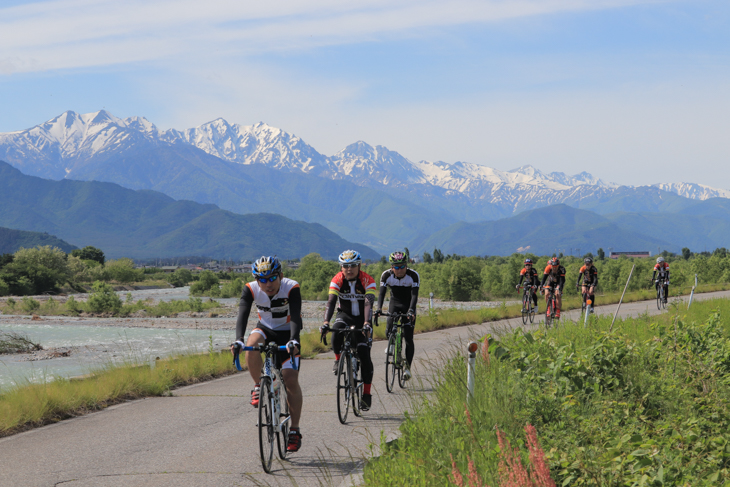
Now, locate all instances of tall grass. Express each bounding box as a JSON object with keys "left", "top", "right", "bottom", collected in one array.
[
  {"left": 364, "top": 298, "right": 730, "bottom": 485},
  {"left": 0, "top": 351, "right": 236, "bottom": 437}
]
